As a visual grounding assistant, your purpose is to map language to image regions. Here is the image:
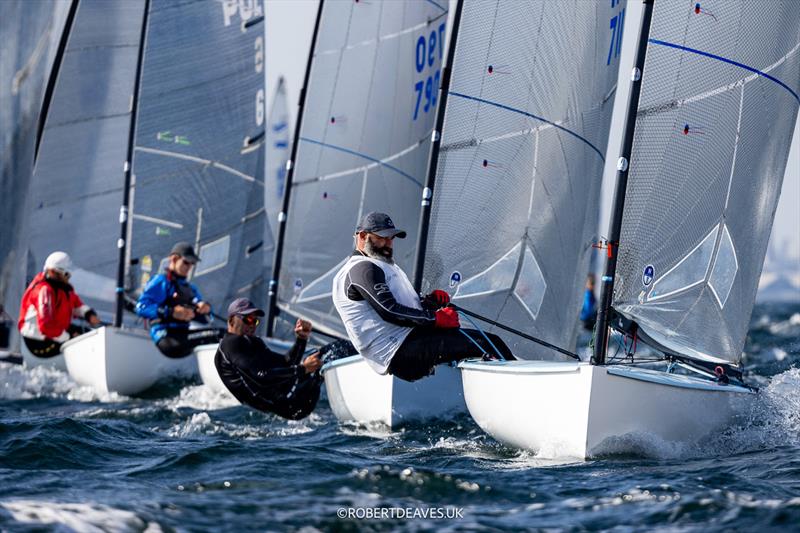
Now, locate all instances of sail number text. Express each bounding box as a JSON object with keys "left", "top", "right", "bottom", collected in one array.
[{"left": 413, "top": 22, "right": 445, "bottom": 120}]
